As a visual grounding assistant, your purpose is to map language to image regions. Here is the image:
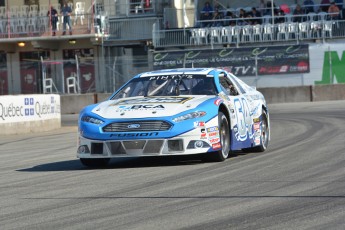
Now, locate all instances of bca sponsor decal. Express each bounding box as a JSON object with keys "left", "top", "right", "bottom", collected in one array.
[{"left": 116, "top": 104, "right": 165, "bottom": 111}]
